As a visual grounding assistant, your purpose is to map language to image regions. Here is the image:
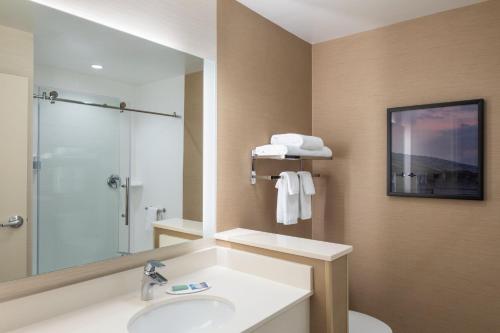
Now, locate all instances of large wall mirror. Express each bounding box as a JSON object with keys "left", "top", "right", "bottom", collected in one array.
[{"left": 0, "top": 0, "right": 215, "bottom": 284}]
